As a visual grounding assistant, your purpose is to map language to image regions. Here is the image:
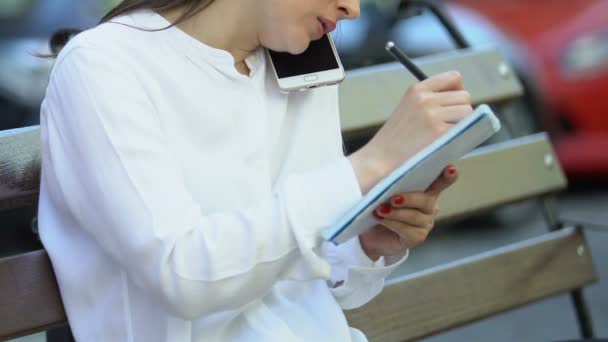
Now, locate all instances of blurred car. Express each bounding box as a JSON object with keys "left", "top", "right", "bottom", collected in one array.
[
  {"left": 334, "top": 0, "right": 608, "bottom": 179},
  {"left": 462, "top": 0, "right": 608, "bottom": 179}
]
